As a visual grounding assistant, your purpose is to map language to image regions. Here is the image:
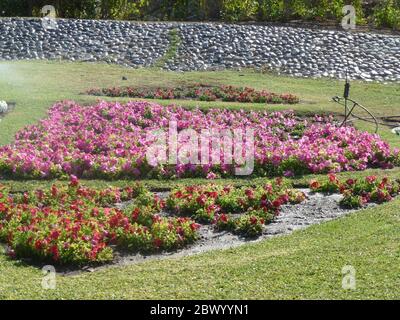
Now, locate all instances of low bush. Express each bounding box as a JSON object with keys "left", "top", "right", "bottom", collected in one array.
[
  {"left": 0, "top": 176, "right": 199, "bottom": 264},
  {"left": 373, "top": 0, "right": 400, "bottom": 29},
  {"left": 166, "top": 179, "right": 306, "bottom": 236},
  {"left": 310, "top": 174, "right": 400, "bottom": 208}
]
